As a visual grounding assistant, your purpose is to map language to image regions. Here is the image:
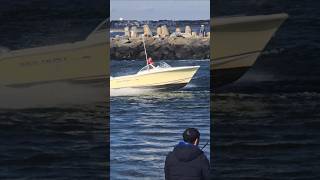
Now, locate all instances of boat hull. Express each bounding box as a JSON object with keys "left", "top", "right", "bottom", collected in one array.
[
  {"left": 211, "top": 13, "right": 288, "bottom": 87},
  {"left": 134, "top": 82, "right": 188, "bottom": 91},
  {"left": 110, "top": 66, "right": 199, "bottom": 90},
  {"left": 0, "top": 31, "right": 109, "bottom": 87}
]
